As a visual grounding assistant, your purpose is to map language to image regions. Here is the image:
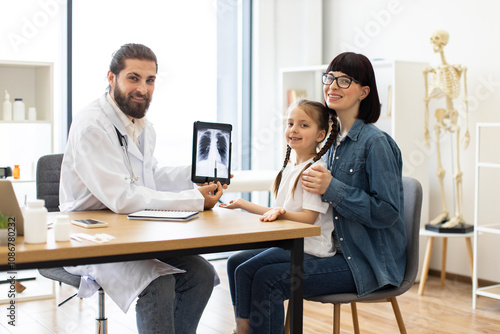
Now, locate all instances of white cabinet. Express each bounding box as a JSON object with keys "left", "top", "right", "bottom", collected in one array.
[
  {"left": 279, "top": 60, "right": 429, "bottom": 225},
  {"left": 472, "top": 122, "right": 500, "bottom": 308},
  {"left": 0, "top": 60, "right": 54, "bottom": 202}
]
